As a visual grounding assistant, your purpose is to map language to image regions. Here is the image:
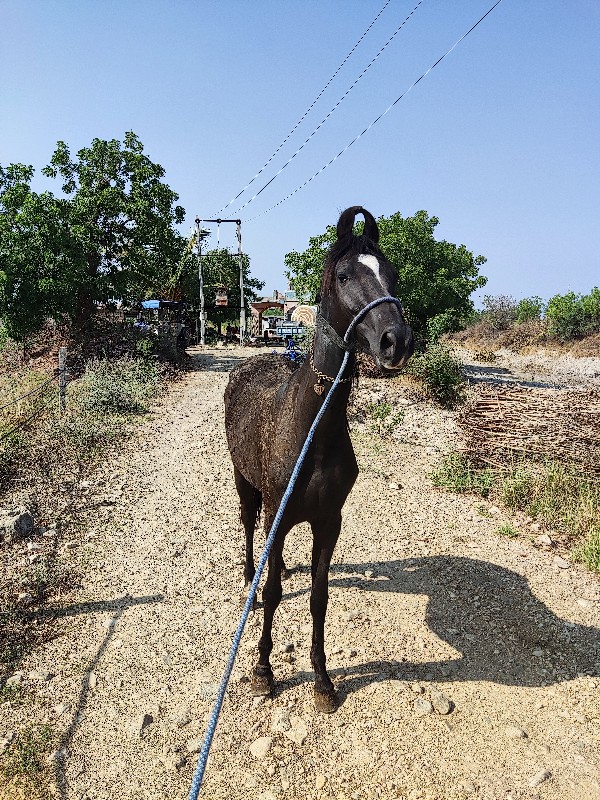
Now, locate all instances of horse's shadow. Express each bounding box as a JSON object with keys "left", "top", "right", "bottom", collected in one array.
[{"left": 280, "top": 556, "right": 600, "bottom": 696}]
